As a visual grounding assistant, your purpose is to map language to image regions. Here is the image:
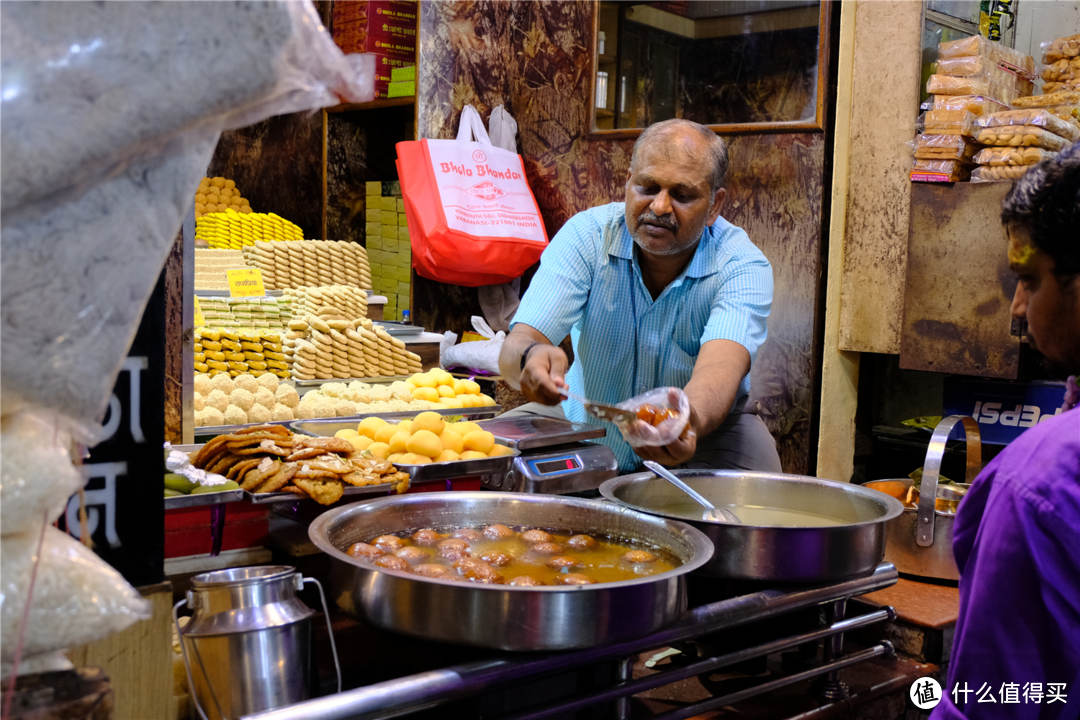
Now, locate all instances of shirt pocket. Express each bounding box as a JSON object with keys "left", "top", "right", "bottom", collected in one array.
[{"left": 662, "top": 335, "right": 697, "bottom": 388}]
